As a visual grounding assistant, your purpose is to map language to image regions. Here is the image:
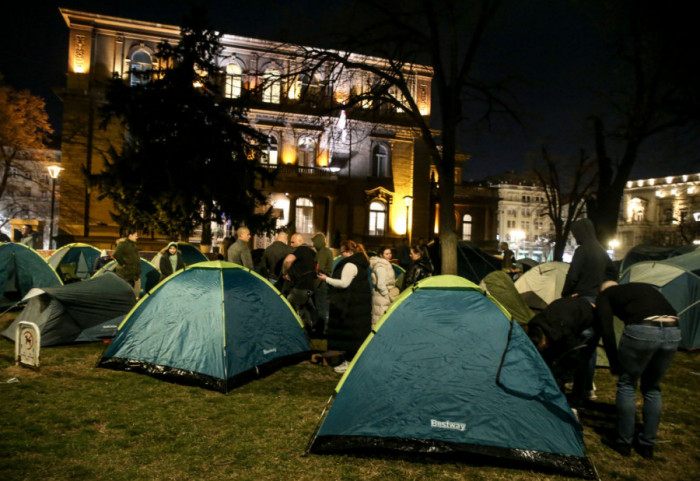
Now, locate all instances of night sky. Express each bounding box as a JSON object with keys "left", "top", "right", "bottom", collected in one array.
[{"left": 1, "top": 1, "right": 697, "bottom": 180}]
